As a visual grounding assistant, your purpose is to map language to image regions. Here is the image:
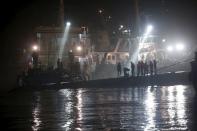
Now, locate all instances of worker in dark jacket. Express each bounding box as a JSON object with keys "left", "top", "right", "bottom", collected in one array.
[
  {"left": 150, "top": 61, "right": 154, "bottom": 76},
  {"left": 144, "top": 61, "right": 149, "bottom": 76},
  {"left": 131, "top": 61, "right": 135, "bottom": 76},
  {"left": 153, "top": 59, "right": 157, "bottom": 75},
  {"left": 137, "top": 61, "right": 140, "bottom": 76},
  {"left": 117, "top": 62, "right": 122, "bottom": 77}
]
